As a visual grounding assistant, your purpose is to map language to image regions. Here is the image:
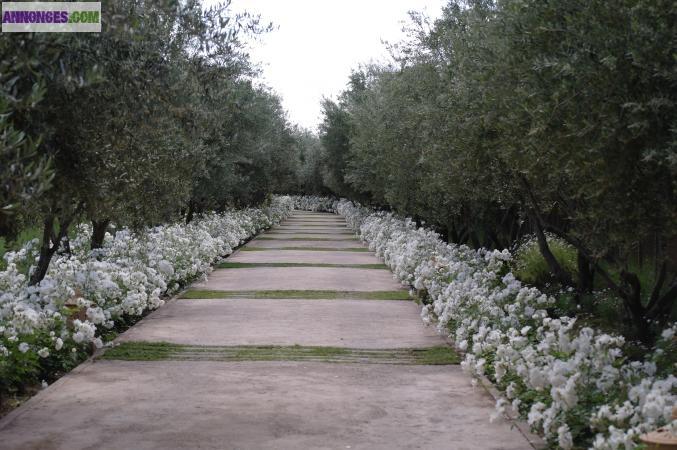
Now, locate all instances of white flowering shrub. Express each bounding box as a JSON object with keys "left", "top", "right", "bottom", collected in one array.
[
  {"left": 336, "top": 198, "right": 676, "bottom": 450},
  {"left": 292, "top": 195, "right": 336, "bottom": 212},
  {"left": 0, "top": 196, "right": 294, "bottom": 396}
]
